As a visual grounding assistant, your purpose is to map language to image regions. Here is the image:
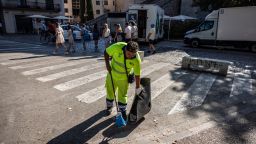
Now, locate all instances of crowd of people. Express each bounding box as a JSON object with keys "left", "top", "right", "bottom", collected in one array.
[{"left": 37, "top": 20, "right": 156, "bottom": 55}]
